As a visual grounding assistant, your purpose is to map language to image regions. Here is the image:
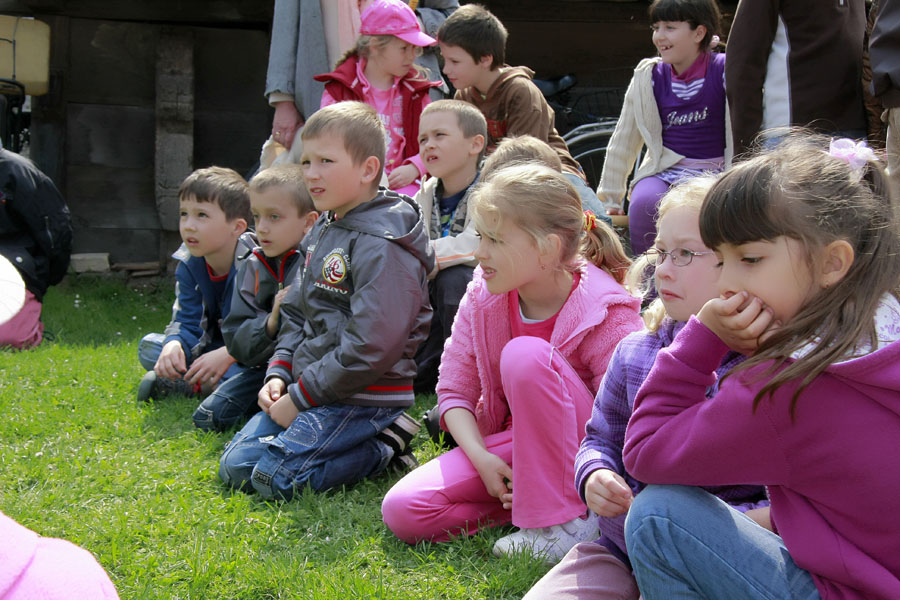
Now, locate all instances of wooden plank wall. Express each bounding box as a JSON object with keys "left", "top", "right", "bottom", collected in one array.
[
  {"left": 19, "top": 0, "right": 737, "bottom": 266},
  {"left": 28, "top": 1, "right": 273, "bottom": 265}
]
